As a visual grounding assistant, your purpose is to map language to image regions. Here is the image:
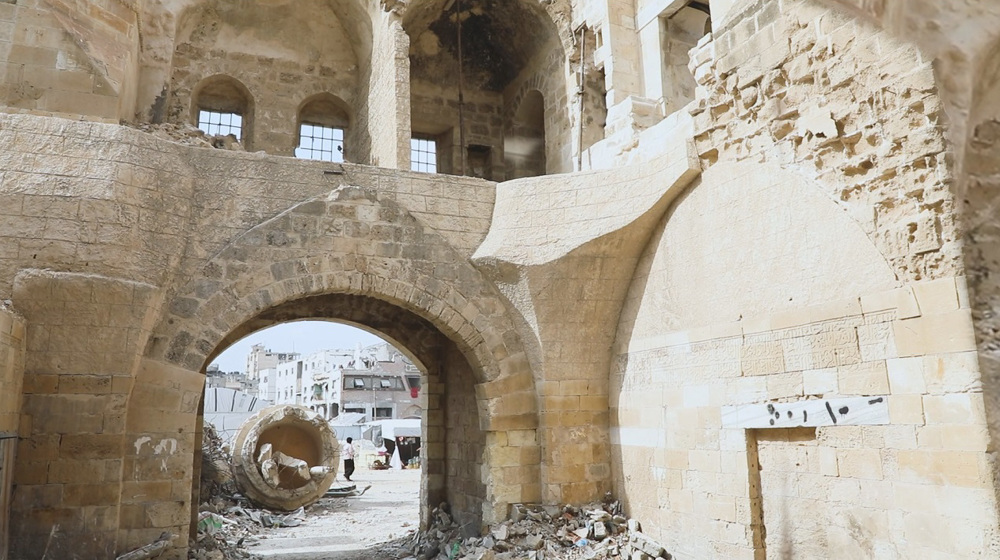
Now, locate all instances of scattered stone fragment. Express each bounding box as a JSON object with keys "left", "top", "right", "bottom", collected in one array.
[
  {"left": 414, "top": 497, "right": 671, "bottom": 560},
  {"left": 629, "top": 533, "right": 669, "bottom": 558},
  {"left": 492, "top": 524, "right": 508, "bottom": 541},
  {"left": 116, "top": 532, "right": 174, "bottom": 560}
]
